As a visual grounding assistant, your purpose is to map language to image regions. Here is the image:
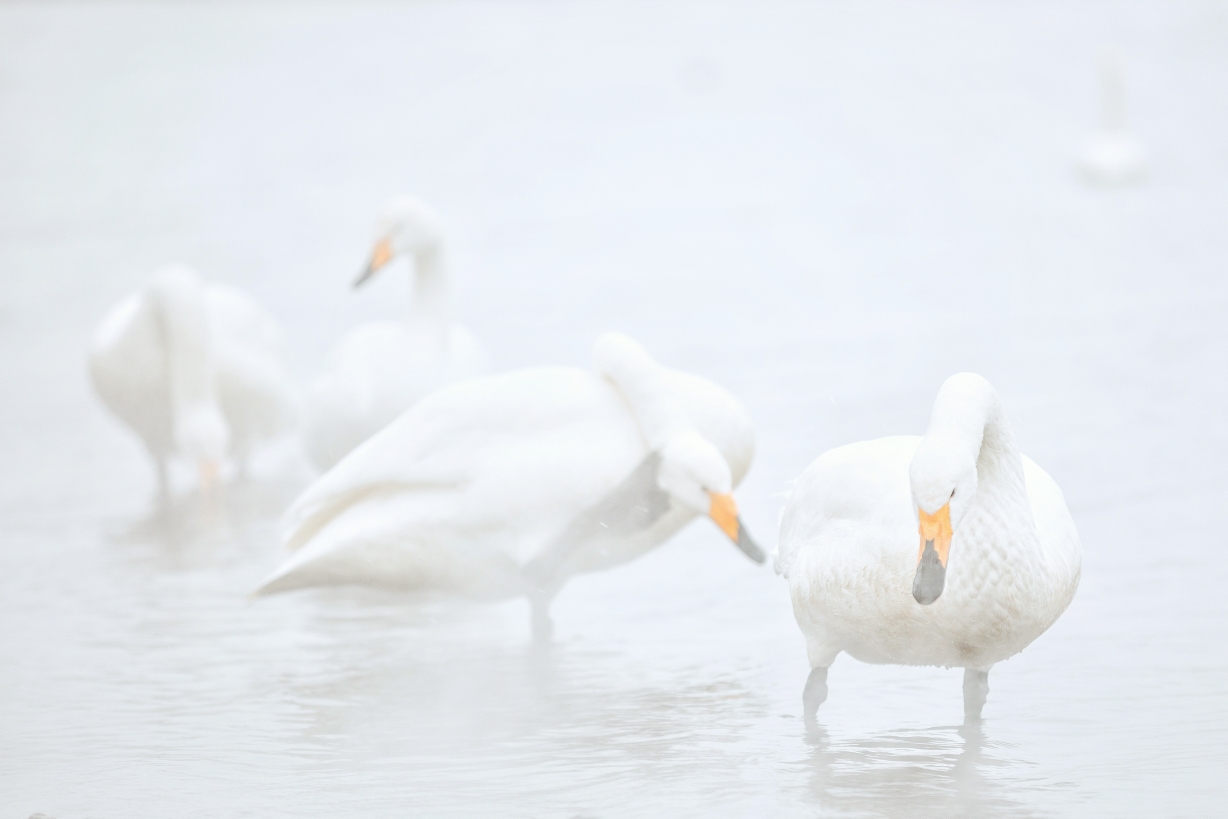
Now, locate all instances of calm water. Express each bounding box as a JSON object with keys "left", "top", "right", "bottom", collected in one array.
[{"left": 2, "top": 2, "right": 1227, "bottom": 816}]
